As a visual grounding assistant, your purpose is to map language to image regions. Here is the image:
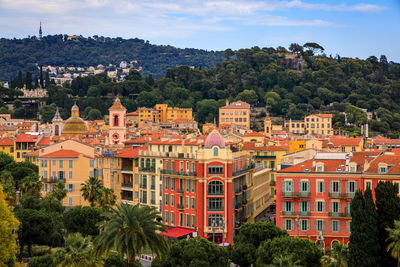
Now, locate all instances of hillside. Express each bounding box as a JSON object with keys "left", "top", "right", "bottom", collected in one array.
[{"left": 0, "top": 35, "right": 224, "bottom": 80}]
